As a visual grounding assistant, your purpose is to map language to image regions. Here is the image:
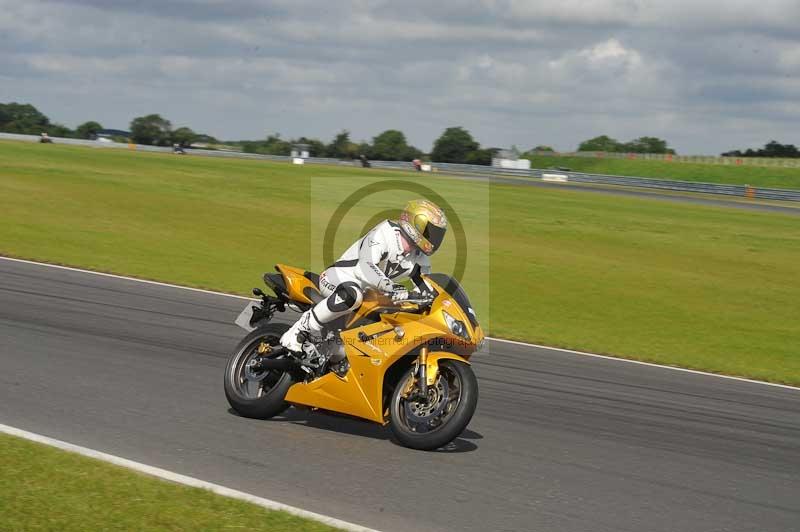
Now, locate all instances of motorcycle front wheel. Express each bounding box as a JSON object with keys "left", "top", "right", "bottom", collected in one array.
[
  {"left": 224, "top": 322, "right": 295, "bottom": 419},
  {"left": 389, "top": 360, "right": 478, "bottom": 451}
]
